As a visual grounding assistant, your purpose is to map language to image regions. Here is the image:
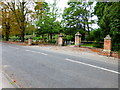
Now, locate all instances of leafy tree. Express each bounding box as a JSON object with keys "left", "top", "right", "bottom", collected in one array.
[
  {"left": 94, "top": 2, "right": 120, "bottom": 51},
  {"left": 35, "top": 2, "right": 61, "bottom": 41},
  {"left": 32, "top": 2, "right": 48, "bottom": 21},
  {"left": 1, "top": 2, "right": 12, "bottom": 41},
  {"left": 62, "top": 1, "right": 94, "bottom": 40},
  {"left": 5, "top": 0, "right": 33, "bottom": 42},
  {"left": 25, "top": 24, "right": 36, "bottom": 35},
  {"left": 89, "top": 28, "right": 103, "bottom": 41}
]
